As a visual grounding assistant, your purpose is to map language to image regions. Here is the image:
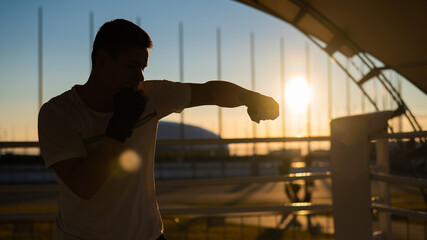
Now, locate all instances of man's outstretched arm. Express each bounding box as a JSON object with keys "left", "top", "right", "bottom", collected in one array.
[{"left": 188, "top": 81, "right": 279, "bottom": 123}]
